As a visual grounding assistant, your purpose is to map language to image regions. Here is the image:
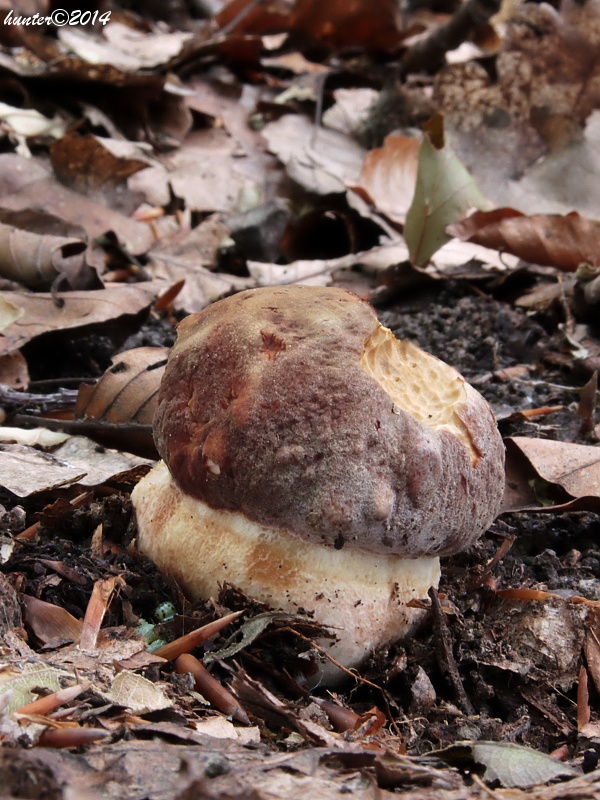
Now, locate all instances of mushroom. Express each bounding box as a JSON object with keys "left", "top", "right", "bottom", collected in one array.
[{"left": 132, "top": 286, "right": 505, "bottom": 683}]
